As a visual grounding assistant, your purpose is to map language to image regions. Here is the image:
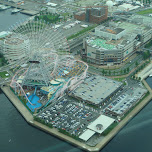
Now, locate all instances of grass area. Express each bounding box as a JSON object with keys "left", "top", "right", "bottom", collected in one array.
[
  {"left": 0, "top": 53, "right": 8, "bottom": 67},
  {"left": 67, "top": 24, "right": 97, "bottom": 40},
  {"left": 34, "top": 116, "right": 53, "bottom": 128},
  {"left": 0, "top": 71, "right": 10, "bottom": 78},
  {"left": 113, "top": 77, "right": 126, "bottom": 82},
  {"left": 102, "top": 122, "right": 118, "bottom": 136},
  {"left": 58, "top": 128, "right": 80, "bottom": 141},
  {"left": 61, "top": 12, "right": 69, "bottom": 17},
  {"left": 35, "top": 13, "right": 60, "bottom": 24},
  {"left": 10, "top": 87, "right": 33, "bottom": 114},
  {"left": 145, "top": 40, "right": 152, "bottom": 48},
  {"left": 0, "top": 58, "right": 2, "bottom": 66},
  {"left": 137, "top": 9, "right": 152, "bottom": 15}
]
